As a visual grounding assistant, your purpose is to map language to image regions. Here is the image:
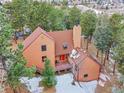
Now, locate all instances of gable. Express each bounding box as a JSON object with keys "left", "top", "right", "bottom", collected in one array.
[
  {"left": 47, "top": 30, "right": 73, "bottom": 56},
  {"left": 23, "top": 33, "right": 55, "bottom": 69},
  {"left": 79, "top": 56, "right": 101, "bottom": 69},
  {"left": 23, "top": 27, "right": 54, "bottom": 51}
]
